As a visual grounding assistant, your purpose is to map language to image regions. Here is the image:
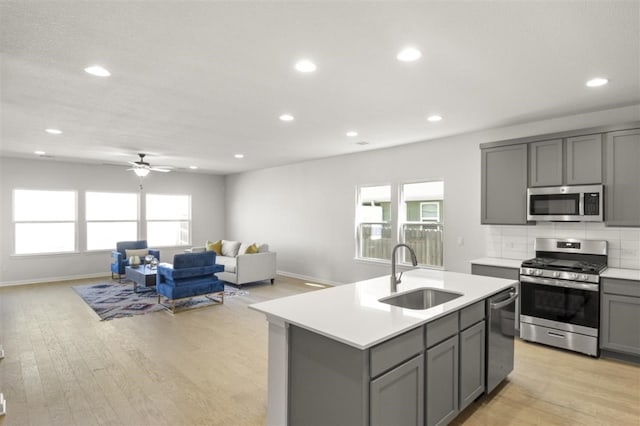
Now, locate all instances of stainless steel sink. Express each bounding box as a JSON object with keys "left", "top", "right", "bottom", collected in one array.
[{"left": 379, "top": 288, "right": 463, "bottom": 310}]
